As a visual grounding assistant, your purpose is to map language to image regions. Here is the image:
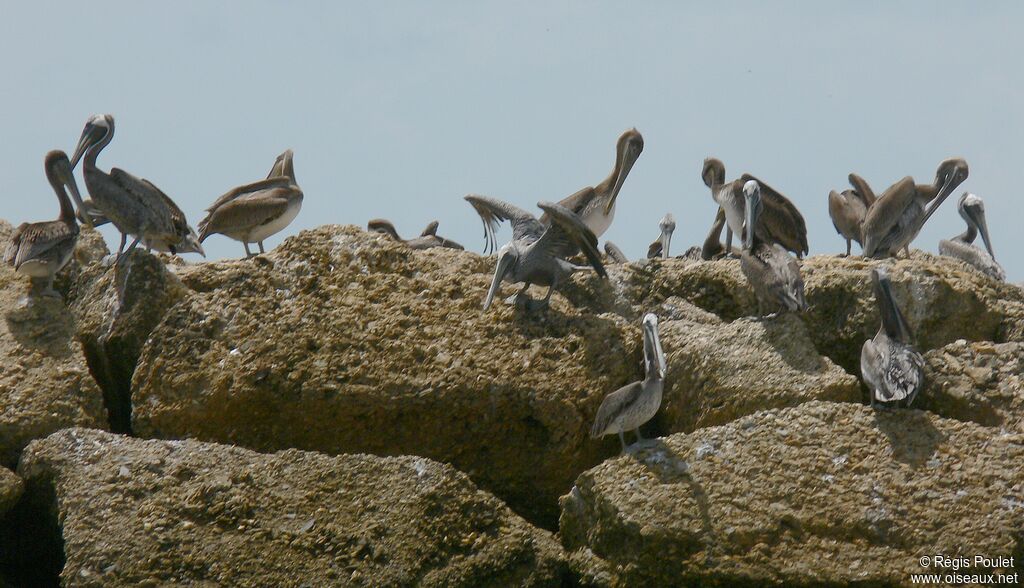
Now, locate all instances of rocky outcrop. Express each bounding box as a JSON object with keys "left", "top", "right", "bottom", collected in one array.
[
  {"left": 0, "top": 468, "right": 21, "bottom": 517},
  {"left": 15, "top": 428, "right": 565, "bottom": 587},
  {"left": 560, "top": 401, "right": 1024, "bottom": 587},
  {"left": 917, "top": 340, "right": 1024, "bottom": 432},
  {"left": 0, "top": 222, "right": 107, "bottom": 467}
]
